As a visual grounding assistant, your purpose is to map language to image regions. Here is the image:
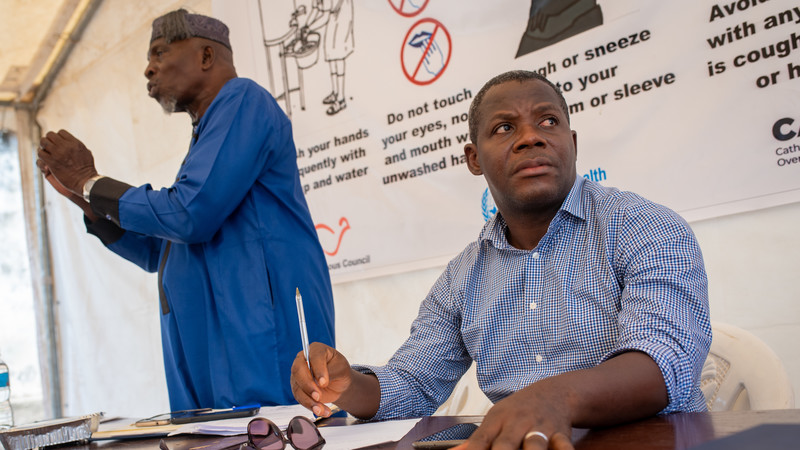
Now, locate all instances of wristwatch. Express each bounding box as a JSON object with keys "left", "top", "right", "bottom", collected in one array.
[{"left": 82, "top": 175, "right": 103, "bottom": 202}]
